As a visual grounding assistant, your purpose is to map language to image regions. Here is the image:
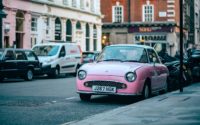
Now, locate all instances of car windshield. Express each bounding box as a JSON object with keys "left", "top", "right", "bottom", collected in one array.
[
  {"left": 0, "top": 49, "right": 4, "bottom": 59},
  {"left": 83, "top": 53, "right": 95, "bottom": 58},
  {"left": 33, "top": 45, "right": 60, "bottom": 56},
  {"left": 97, "top": 46, "right": 145, "bottom": 62}
]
